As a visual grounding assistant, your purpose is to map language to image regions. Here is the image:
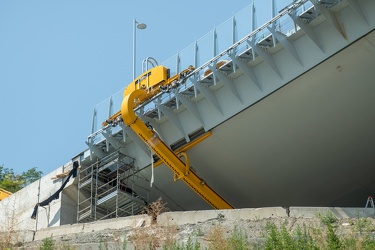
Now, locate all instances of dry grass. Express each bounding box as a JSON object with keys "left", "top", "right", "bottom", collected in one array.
[
  {"left": 0, "top": 198, "right": 20, "bottom": 249},
  {"left": 128, "top": 225, "right": 178, "bottom": 250},
  {"left": 205, "top": 224, "right": 229, "bottom": 250},
  {"left": 129, "top": 197, "right": 177, "bottom": 249},
  {"left": 141, "top": 197, "right": 169, "bottom": 223}
]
